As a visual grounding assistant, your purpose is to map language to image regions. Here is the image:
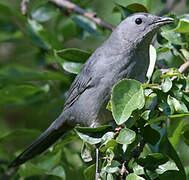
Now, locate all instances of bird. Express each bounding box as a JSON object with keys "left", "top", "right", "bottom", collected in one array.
[{"left": 9, "top": 13, "right": 173, "bottom": 167}]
